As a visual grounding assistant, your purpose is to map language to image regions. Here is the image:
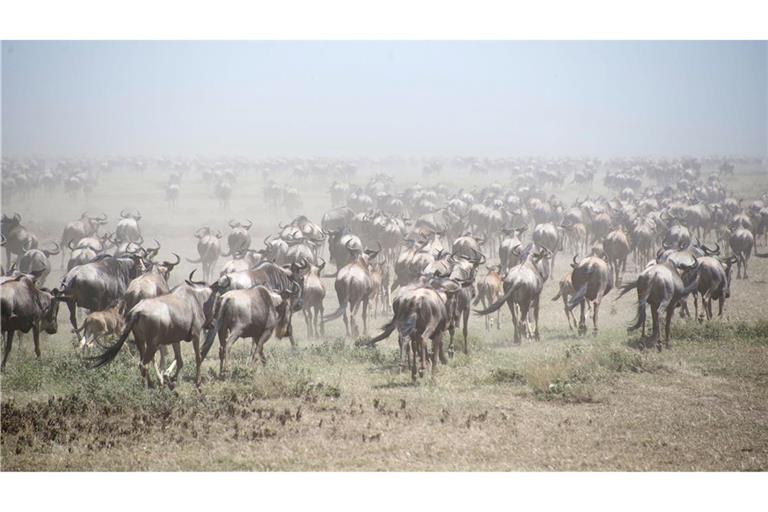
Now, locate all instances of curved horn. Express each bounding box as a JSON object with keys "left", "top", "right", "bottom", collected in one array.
[
  {"left": 243, "top": 219, "right": 253, "bottom": 231},
  {"left": 194, "top": 227, "right": 206, "bottom": 238},
  {"left": 13, "top": 212, "right": 21, "bottom": 222},
  {"left": 264, "top": 234, "right": 274, "bottom": 246},
  {"left": 68, "top": 240, "right": 76, "bottom": 251},
  {"left": 572, "top": 254, "right": 579, "bottom": 266},
  {"left": 186, "top": 269, "right": 207, "bottom": 286},
  {"left": 278, "top": 221, "right": 288, "bottom": 229},
  {"left": 97, "top": 212, "right": 108, "bottom": 221},
  {"left": 134, "top": 210, "right": 141, "bottom": 221},
  {"left": 317, "top": 257, "right": 326, "bottom": 272},
  {"left": 164, "top": 253, "right": 181, "bottom": 268},
  {"left": 215, "top": 229, "right": 222, "bottom": 238},
  {"left": 120, "top": 208, "right": 129, "bottom": 218},
  {"left": 704, "top": 242, "right": 720, "bottom": 255},
  {"left": 228, "top": 219, "right": 239, "bottom": 228}
]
